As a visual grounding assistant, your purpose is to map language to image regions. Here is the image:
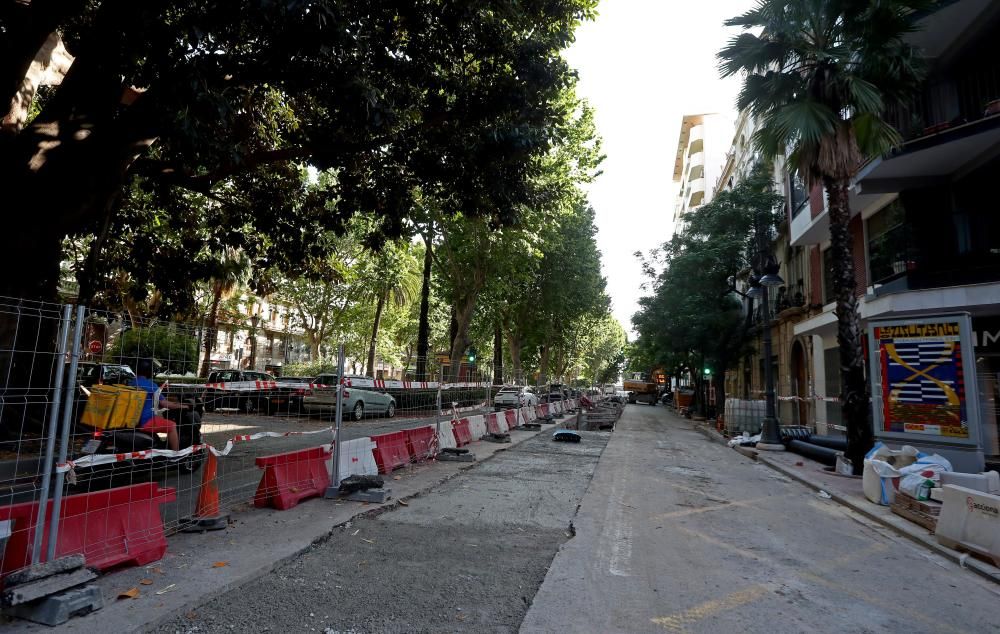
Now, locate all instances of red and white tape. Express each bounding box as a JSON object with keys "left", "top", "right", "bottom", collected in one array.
[{"left": 55, "top": 426, "right": 334, "bottom": 474}]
